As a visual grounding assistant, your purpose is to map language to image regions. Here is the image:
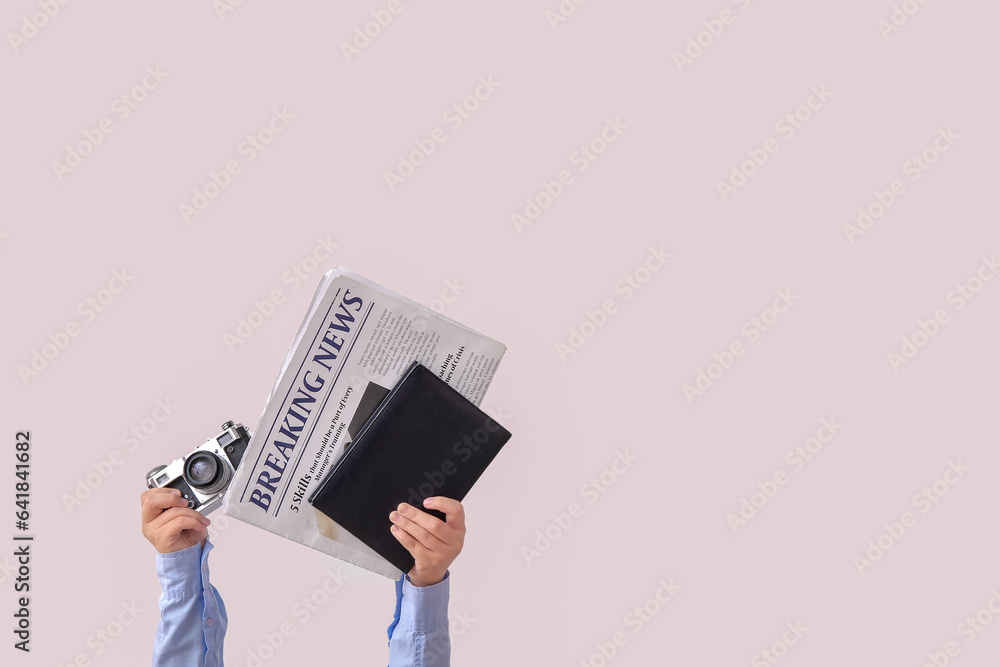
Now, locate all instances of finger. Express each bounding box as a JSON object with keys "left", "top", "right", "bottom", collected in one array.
[
  {"left": 395, "top": 503, "right": 452, "bottom": 543},
  {"left": 423, "top": 497, "right": 465, "bottom": 531},
  {"left": 159, "top": 515, "right": 209, "bottom": 545},
  {"left": 390, "top": 508, "right": 445, "bottom": 550},
  {"left": 146, "top": 506, "right": 210, "bottom": 535},
  {"left": 390, "top": 522, "right": 429, "bottom": 558},
  {"left": 141, "top": 488, "right": 188, "bottom": 525},
  {"left": 141, "top": 486, "right": 184, "bottom": 509}
]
